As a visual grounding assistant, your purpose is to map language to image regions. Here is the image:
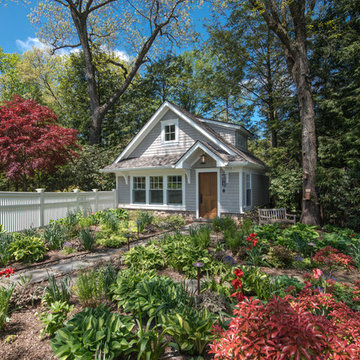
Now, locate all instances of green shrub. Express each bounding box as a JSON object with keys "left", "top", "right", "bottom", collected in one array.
[
  {"left": 43, "top": 275, "right": 71, "bottom": 306},
  {"left": 43, "top": 223, "right": 66, "bottom": 250},
  {"left": 161, "top": 307, "right": 216, "bottom": 356},
  {"left": 50, "top": 305, "right": 136, "bottom": 360},
  {"left": 74, "top": 270, "right": 104, "bottom": 307},
  {"left": 317, "top": 232, "right": 356, "bottom": 254},
  {"left": 0, "top": 232, "right": 12, "bottom": 266},
  {"left": 133, "top": 317, "right": 169, "bottom": 360},
  {"left": 153, "top": 214, "right": 186, "bottom": 230},
  {"left": 272, "top": 275, "right": 304, "bottom": 297},
  {"left": 212, "top": 217, "right": 237, "bottom": 233},
  {"left": 189, "top": 225, "right": 211, "bottom": 249},
  {"left": 266, "top": 245, "right": 294, "bottom": 268},
  {"left": 96, "top": 234, "right": 127, "bottom": 248},
  {"left": 161, "top": 237, "right": 214, "bottom": 277},
  {"left": 8, "top": 234, "right": 47, "bottom": 263},
  {"left": 0, "top": 284, "right": 15, "bottom": 330},
  {"left": 136, "top": 210, "right": 154, "bottom": 232},
  {"left": 111, "top": 268, "right": 155, "bottom": 304},
  {"left": 79, "top": 228, "right": 95, "bottom": 251},
  {"left": 97, "top": 263, "right": 117, "bottom": 300},
  {"left": 275, "top": 224, "right": 319, "bottom": 256},
  {"left": 254, "top": 223, "right": 281, "bottom": 243},
  {"left": 38, "top": 301, "right": 74, "bottom": 337},
  {"left": 224, "top": 228, "right": 245, "bottom": 252},
  {"left": 124, "top": 244, "right": 166, "bottom": 271},
  {"left": 116, "top": 275, "right": 191, "bottom": 318}
]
